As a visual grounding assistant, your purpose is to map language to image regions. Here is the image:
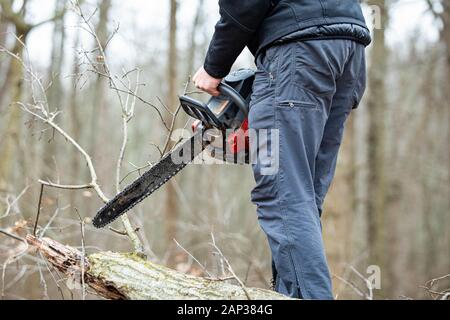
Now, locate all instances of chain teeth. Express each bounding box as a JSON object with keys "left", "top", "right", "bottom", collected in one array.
[
  {"left": 93, "top": 162, "right": 188, "bottom": 228},
  {"left": 93, "top": 132, "right": 206, "bottom": 229}
]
